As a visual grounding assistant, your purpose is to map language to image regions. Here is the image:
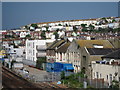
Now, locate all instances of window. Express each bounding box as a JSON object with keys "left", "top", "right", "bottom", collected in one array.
[
  {"left": 94, "top": 72, "right": 95, "bottom": 78},
  {"left": 109, "top": 74, "right": 112, "bottom": 83},
  {"left": 33, "top": 42, "right": 34, "bottom": 48},
  {"left": 27, "top": 43, "right": 31, "bottom": 47},
  {"left": 107, "top": 75, "right": 108, "bottom": 80},
  {"left": 93, "top": 44, "right": 103, "bottom": 48},
  {"left": 100, "top": 74, "right": 102, "bottom": 78},
  {"left": 83, "top": 56, "right": 86, "bottom": 61},
  {"left": 33, "top": 50, "right": 34, "bottom": 55},
  {"left": 96, "top": 72, "right": 99, "bottom": 78}
]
